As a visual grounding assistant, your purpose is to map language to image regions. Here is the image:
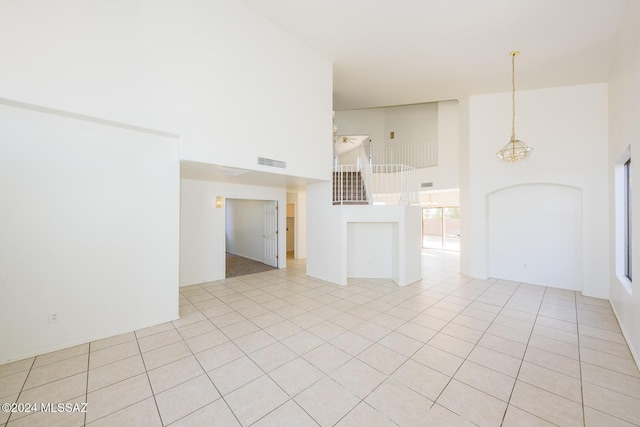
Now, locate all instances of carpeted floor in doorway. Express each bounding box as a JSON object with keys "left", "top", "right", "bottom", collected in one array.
[{"left": 225, "top": 252, "right": 276, "bottom": 278}]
